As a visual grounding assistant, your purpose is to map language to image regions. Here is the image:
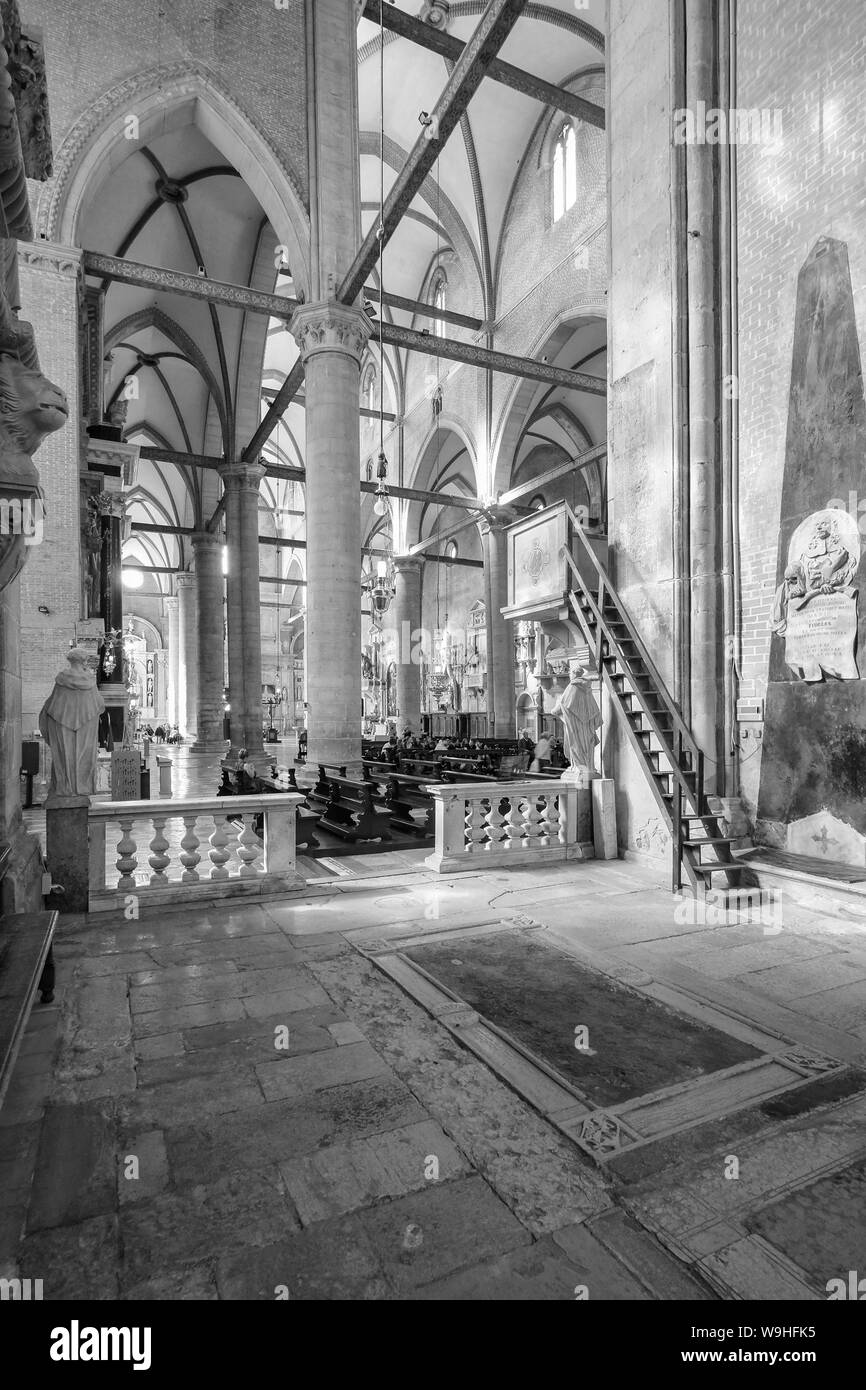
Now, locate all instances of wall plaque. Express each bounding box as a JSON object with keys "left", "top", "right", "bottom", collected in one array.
[{"left": 772, "top": 508, "right": 860, "bottom": 681}]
